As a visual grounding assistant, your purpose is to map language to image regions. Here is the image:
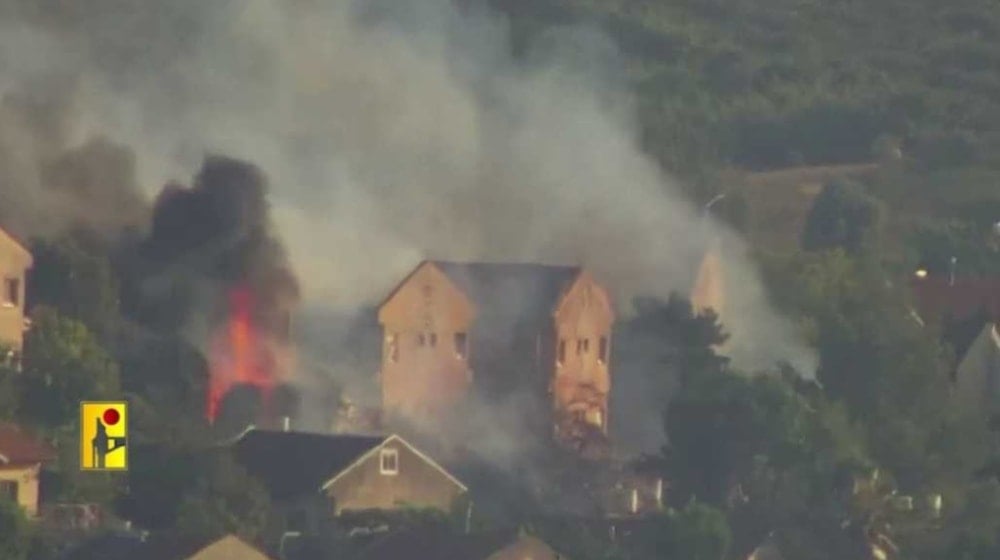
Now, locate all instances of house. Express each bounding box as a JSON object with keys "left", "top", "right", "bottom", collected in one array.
[
  {"left": 64, "top": 533, "right": 274, "bottom": 560},
  {"left": 954, "top": 322, "right": 1000, "bottom": 418},
  {"left": 0, "top": 422, "right": 56, "bottom": 517},
  {"left": 354, "top": 526, "right": 568, "bottom": 560},
  {"left": 0, "top": 226, "right": 32, "bottom": 357},
  {"left": 230, "top": 428, "right": 468, "bottom": 534},
  {"left": 377, "top": 260, "right": 614, "bottom": 456}
]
